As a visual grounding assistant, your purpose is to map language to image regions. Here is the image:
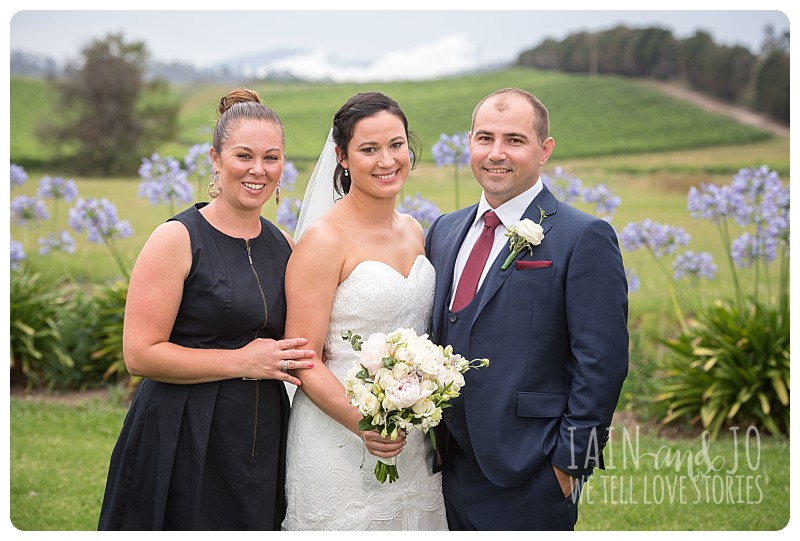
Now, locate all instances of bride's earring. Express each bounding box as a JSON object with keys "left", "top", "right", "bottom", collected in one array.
[
  {"left": 207, "top": 172, "right": 221, "bottom": 199},
  {"left": 344, "top": 169, "right": 349, "bottom": 177},
  {"left": 275, "top": 184, "right": 281, "bottom": 206}
]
